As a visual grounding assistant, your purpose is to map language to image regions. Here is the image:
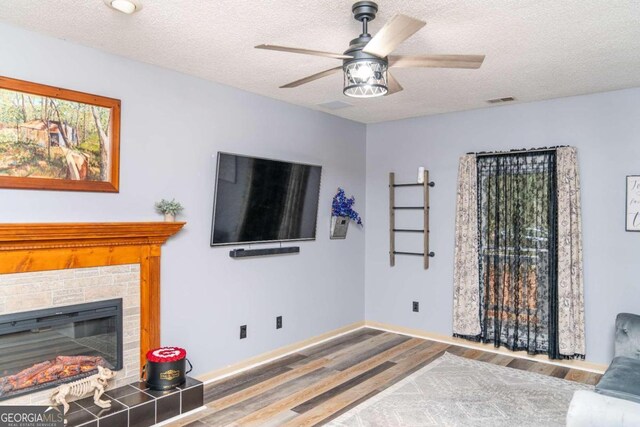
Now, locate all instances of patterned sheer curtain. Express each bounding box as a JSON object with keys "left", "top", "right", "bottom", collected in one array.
[
  {"left": 452, "top": 155, "right": 481, "bottom": 337},
  {"left": 556, "top": 147, "right": 585, "bottom": 358},
  {"left": 452, "top": 147, "right": 585, "bottom": 359},
  {"left": 477, "top": 152, "right": 558, "bottom": 356}
]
